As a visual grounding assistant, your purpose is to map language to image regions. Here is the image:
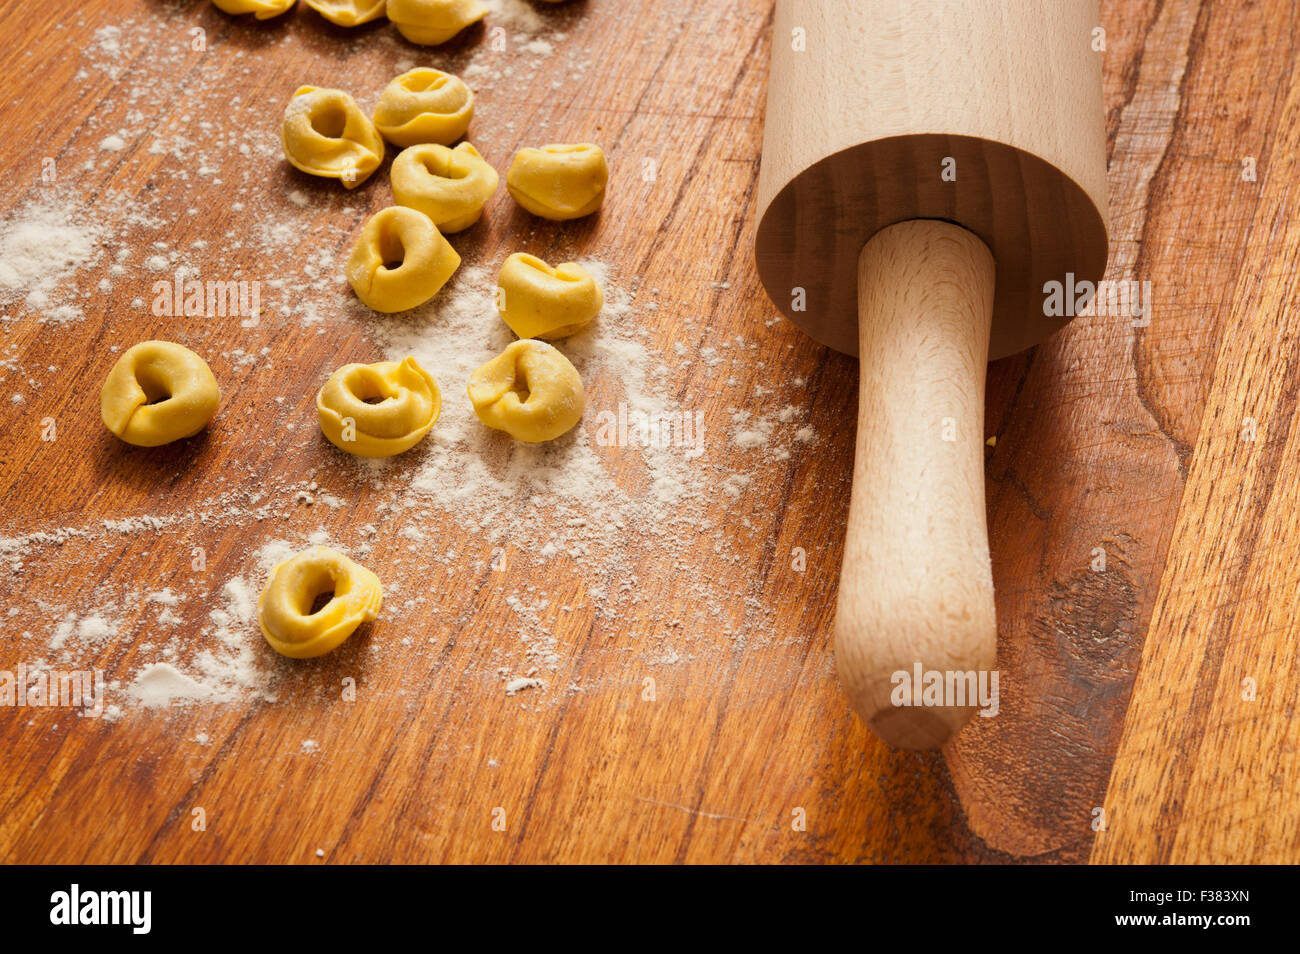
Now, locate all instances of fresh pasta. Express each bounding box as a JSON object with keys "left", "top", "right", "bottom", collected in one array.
[
  {"left": 496, "top": 253, "right": 602, "bottom": 340},
  {"left": 373, "top": 68, "right": 474, "bottom": 147},
  {"left": 468, "top": 339, "right": 584, "bottom": 443},
  {"left": 506, "top": 143, "right": 608, "bottom": 220},
  {"left": 211, "top": 0, "right": 294, "bottom": 18},
  {"left": 258, "top": 546, "right": 383, "bottom": 658},
  {"left": 346, "top": 206, "right": 461, "bottom": 312},
  {"left": 386, "top": 0, "right": 486, "bottom": 45},
  {"left": 100, "top": 341, "right": 221, "bottom": 447},
  {"left": 391, "top": 142, "right": 498, "bottom": 233},
  {"left": 317, "top": 357, "right": 441, "bottom": 457},
  {"left": 281, "top": 86, "right": 385, "bottom": 189},
  {"left": 303, "top": 0, "right": 387, "bottom": 25}
]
